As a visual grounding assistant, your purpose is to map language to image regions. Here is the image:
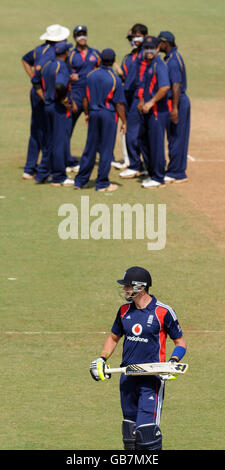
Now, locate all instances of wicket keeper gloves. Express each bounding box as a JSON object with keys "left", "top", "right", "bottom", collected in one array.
[{"left": 90, "top": 357, "right": 111, "bottom": 381}]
